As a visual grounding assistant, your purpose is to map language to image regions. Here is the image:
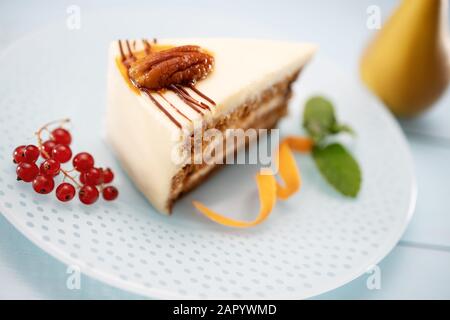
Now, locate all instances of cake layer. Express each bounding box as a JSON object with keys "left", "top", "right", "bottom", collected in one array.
[
  {"left": 167, "top": 73, "right": 298, "bottom": 210},
  {"left": 170, "top": 103, "right": 288, "bottom": 210}
]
